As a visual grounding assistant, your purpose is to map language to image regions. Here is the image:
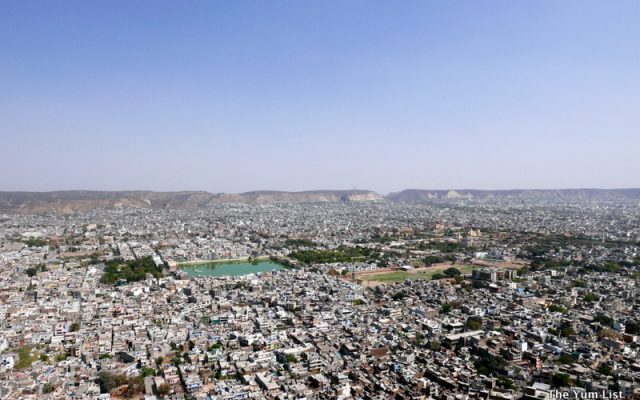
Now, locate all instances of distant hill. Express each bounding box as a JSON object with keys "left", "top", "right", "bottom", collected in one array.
[
  {"left": 386, "top": 188, "right": 640, "bottom": 202},
  {"left": 1, "top": 188, "right": 639, "bottom": 213},
  {"left": 0, "top": 189, "right": 382, "bottom": 213},
  {"left": 240, "top": 190, "right": 382, "bottom": 204}
]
